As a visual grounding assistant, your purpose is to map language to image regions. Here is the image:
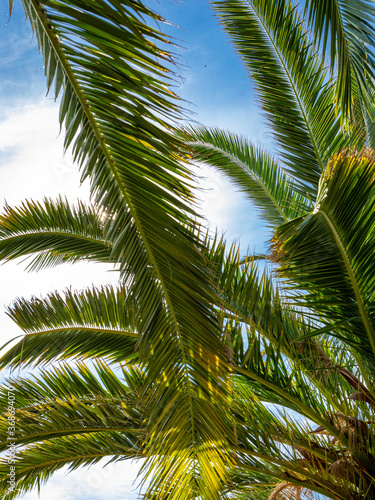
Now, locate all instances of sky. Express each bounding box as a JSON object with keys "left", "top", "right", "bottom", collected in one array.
[{"left": 0, "top": 1, "right": 270, "bottom": 498}]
